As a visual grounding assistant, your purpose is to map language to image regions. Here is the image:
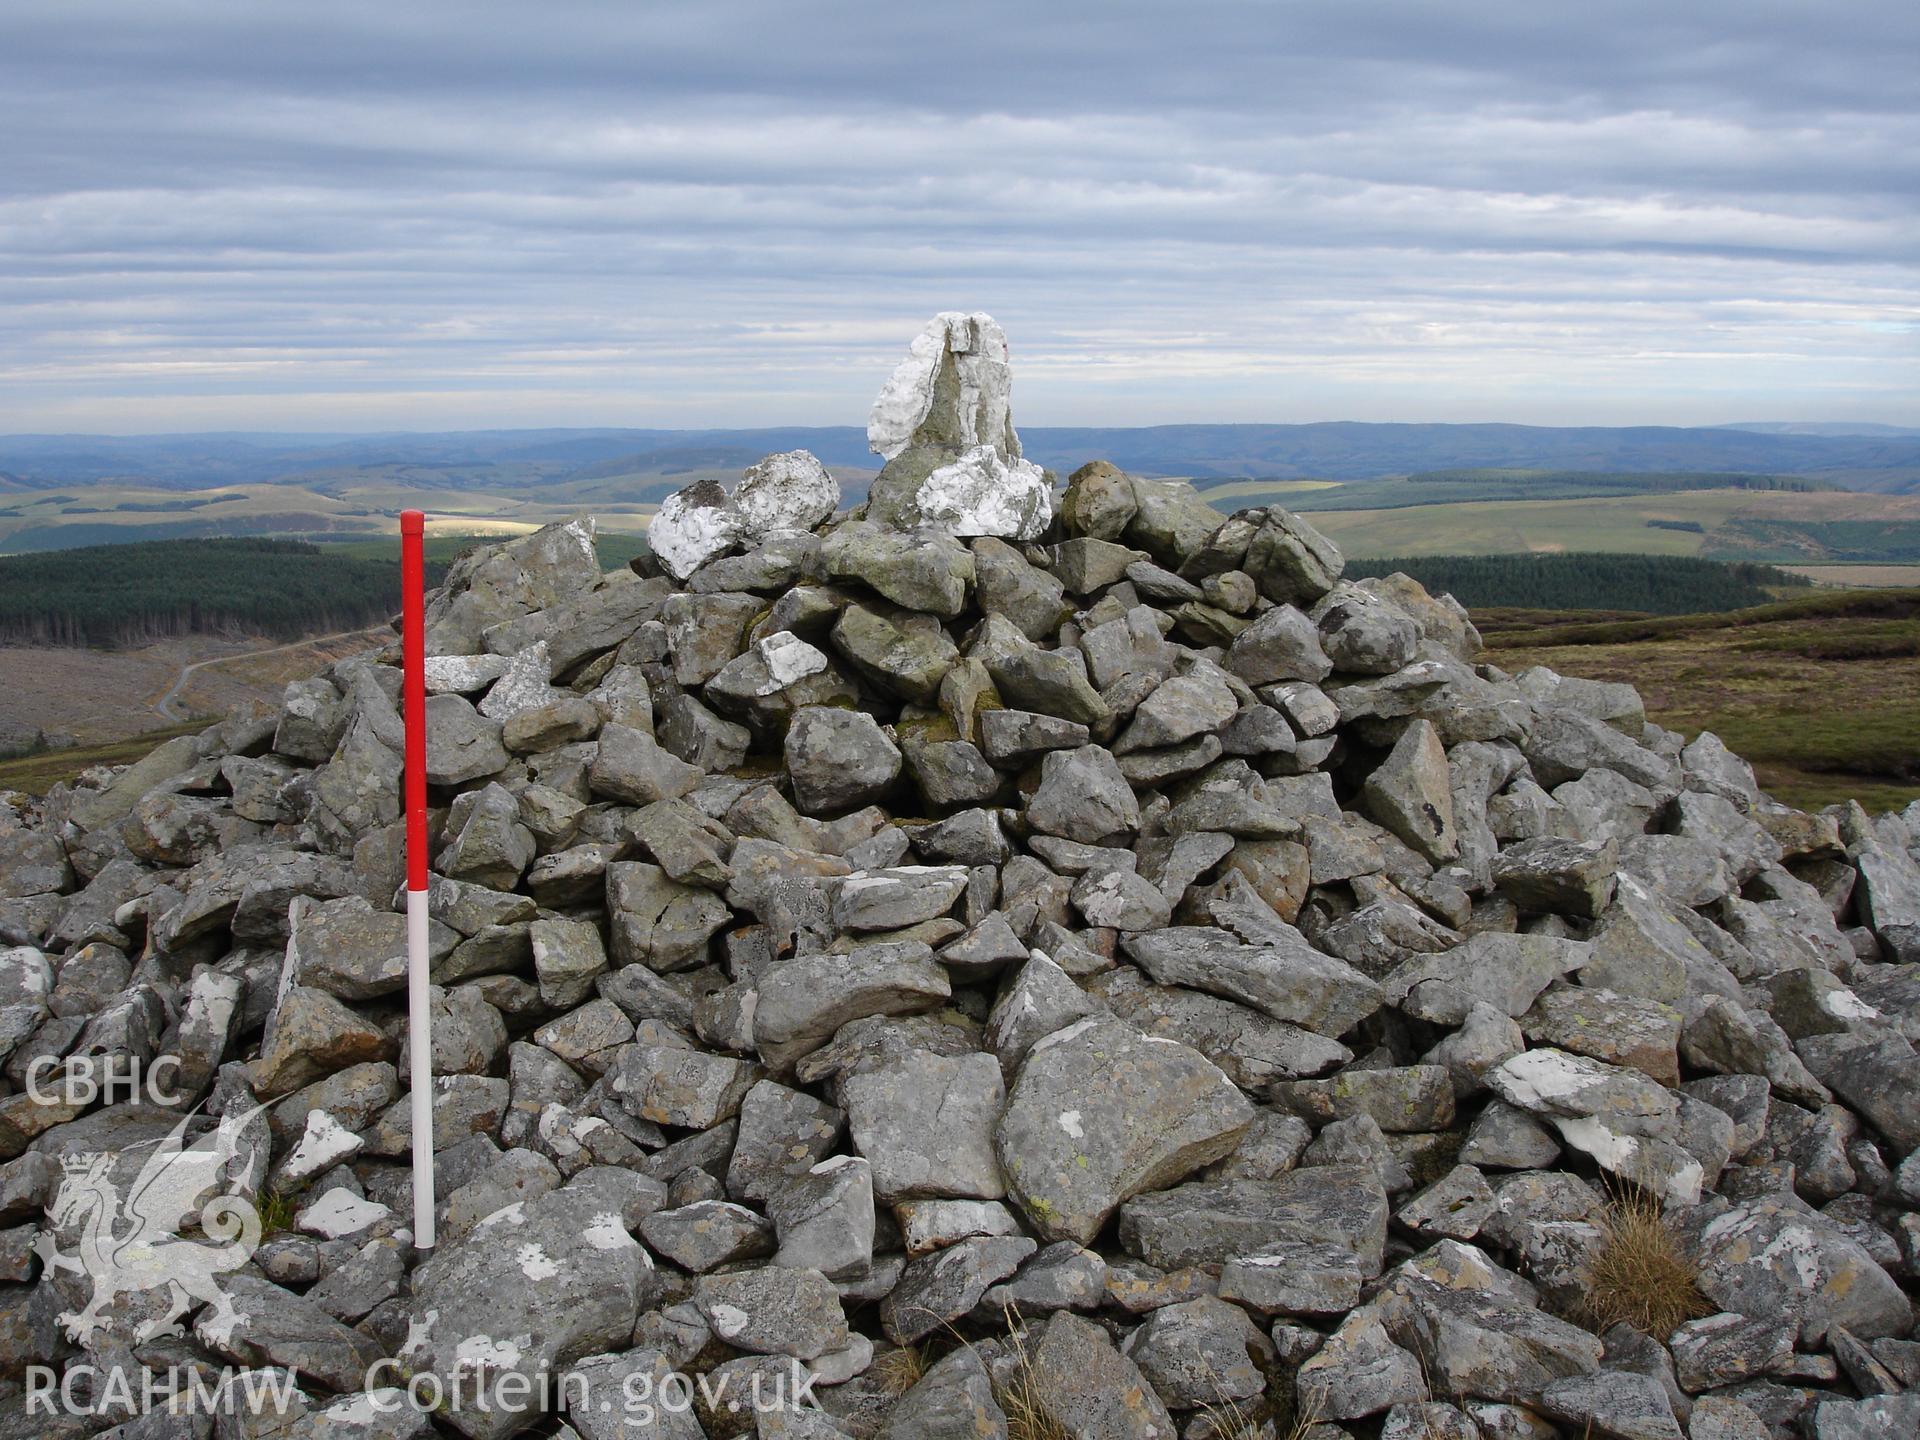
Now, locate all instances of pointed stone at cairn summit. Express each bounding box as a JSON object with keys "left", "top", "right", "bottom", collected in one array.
[
  {"left": 863, "top": 310, "right": 1055, "bottom": 540},
  {"left": 3, "top": 306, "right": 1919, "bottom": 1440}
]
